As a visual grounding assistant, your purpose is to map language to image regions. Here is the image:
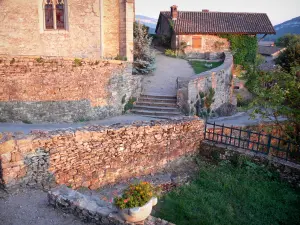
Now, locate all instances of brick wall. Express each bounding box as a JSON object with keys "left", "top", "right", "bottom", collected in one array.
[
  {"left": 0, "top": 56, "right": 141, "bottom": 123},
  {"left": 0, "top": 118, "right": 204, "bottom": 190}
]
